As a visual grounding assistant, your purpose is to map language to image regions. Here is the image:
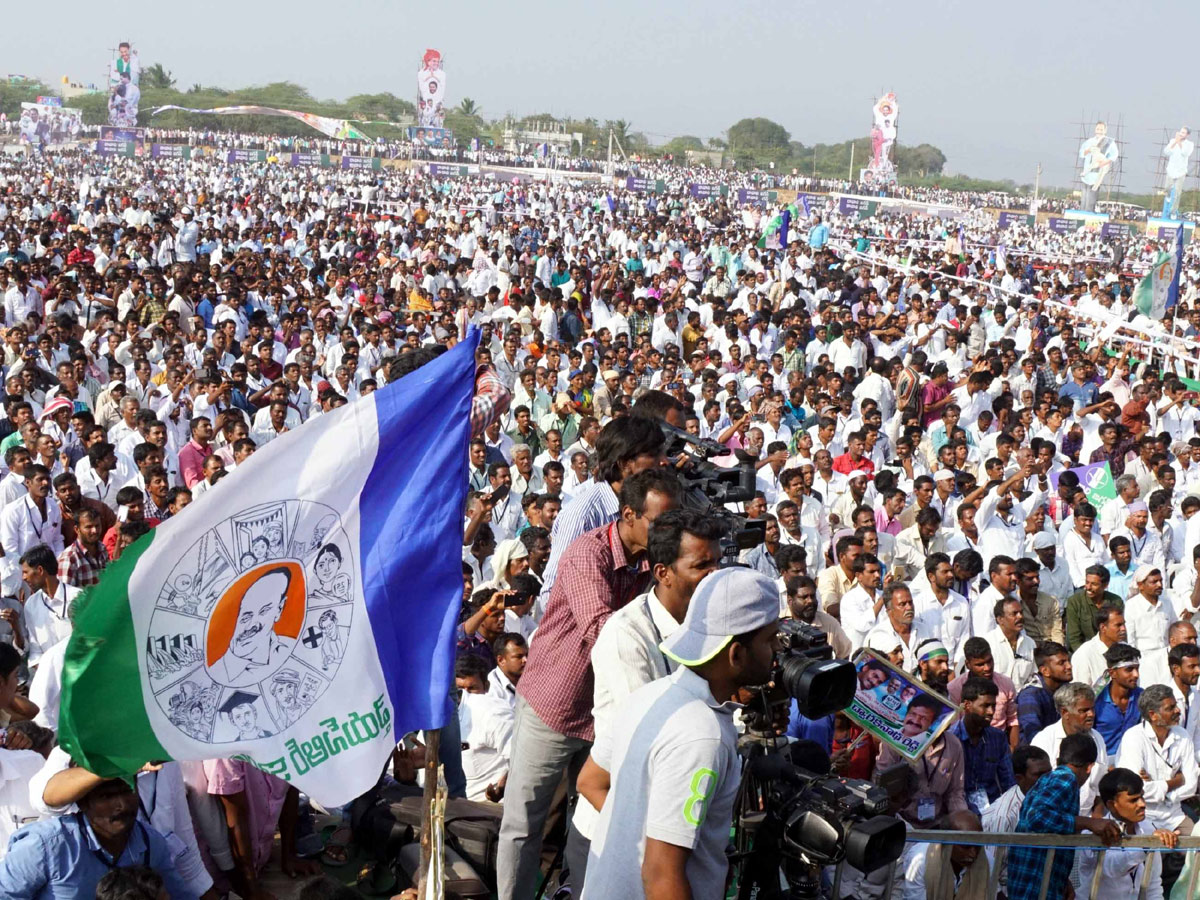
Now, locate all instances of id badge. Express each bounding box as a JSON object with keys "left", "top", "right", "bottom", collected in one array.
[{"left": 916, "top": 795, "right": 936, "bottom": 823}]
